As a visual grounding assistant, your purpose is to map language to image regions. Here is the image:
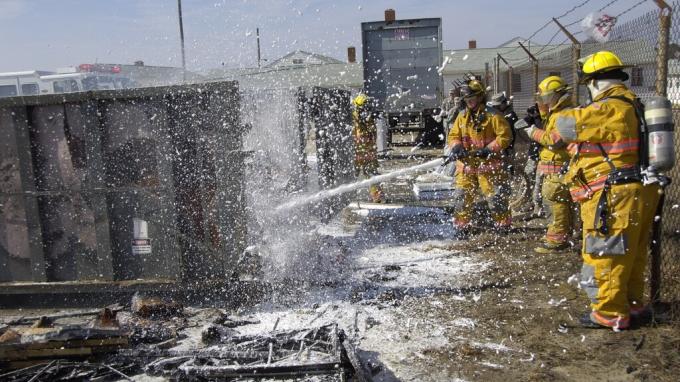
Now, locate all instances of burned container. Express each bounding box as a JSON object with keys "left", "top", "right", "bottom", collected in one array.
[{"left": 0, "top": 81, "right": 245, "bottom": 285}]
